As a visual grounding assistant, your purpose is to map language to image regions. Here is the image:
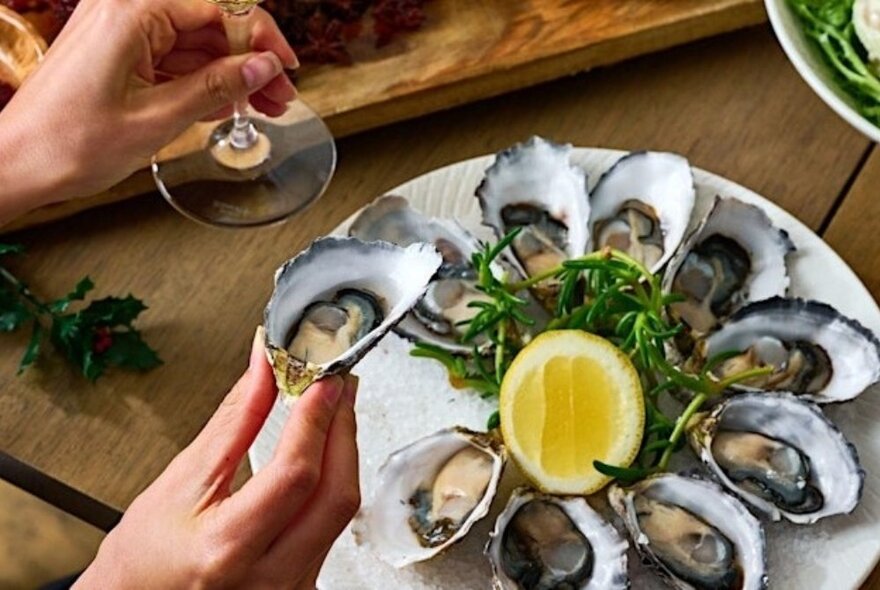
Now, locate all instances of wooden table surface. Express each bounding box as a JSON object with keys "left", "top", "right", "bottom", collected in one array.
[{"left": 2, "top": 23, "right": 880, "bottom": 588}]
